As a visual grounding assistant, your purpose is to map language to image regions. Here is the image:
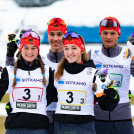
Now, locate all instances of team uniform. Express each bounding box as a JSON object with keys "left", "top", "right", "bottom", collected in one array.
[
  {"left": 53, "top": 59, "right": 119, "bottom": 134},
  {"left": 90, "top": 45, "right": 134, "bottom": 134},
  {"left": 0, "top": 57, "right": 56, "bottom": 134},
  {"left": 5, "top": 49, "right": 63, "bottom": 134},
  {"left": 54, "top": 61, "right": 97, "bottom": 134}
]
